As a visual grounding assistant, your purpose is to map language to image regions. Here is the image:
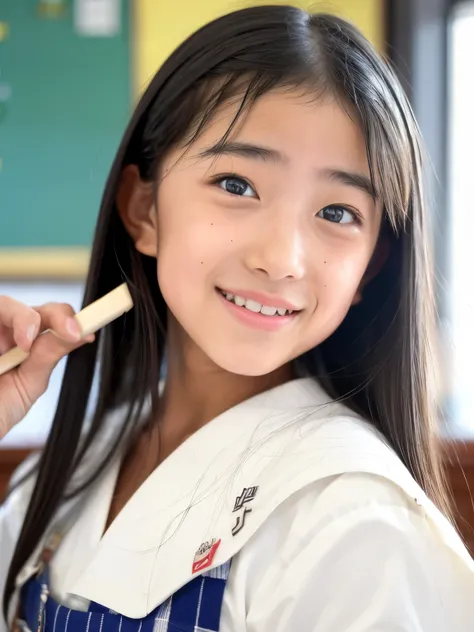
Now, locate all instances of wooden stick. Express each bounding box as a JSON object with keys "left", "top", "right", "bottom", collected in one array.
[{"left": 0, "top": 283, "right": 133, "bottom": 377}]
